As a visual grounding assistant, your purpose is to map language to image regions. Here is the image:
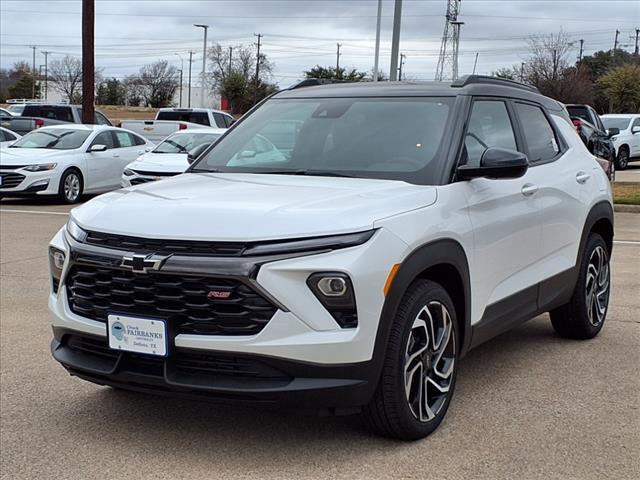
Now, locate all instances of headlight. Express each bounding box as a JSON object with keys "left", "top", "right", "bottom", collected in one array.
[
  {"left": 123, "top": 168, "right": 135, "bottom": 176},
  {"left": 22, "top": 163, "right": 57, "bottom": 172},
  {"left": 307, "top": 272, "right": 357, "bottom": 328},
  {"left": 66, "top": 217, "right": 88, "bottom": 242},
  {"left": 48, "top": 247, "right": 65, "bottom": 293}
]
